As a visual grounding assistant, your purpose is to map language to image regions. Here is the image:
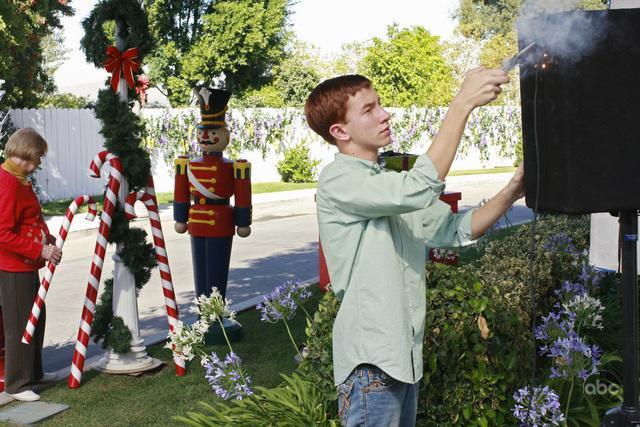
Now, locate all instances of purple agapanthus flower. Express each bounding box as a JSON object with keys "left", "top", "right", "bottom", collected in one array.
[
  {"left": 256, "top": 279, "right": 310, "bottom": 323},
  {"left": 203, "top": 352, "right": 253, "bottom": 400},
  {"left": 544, "top": 232, "right": 577, "bottom": 254},
  {"left": 512, "top": 385, "right": 565, "bottom": 426},
  {"left": 579, "top": 264, "right": 605, "bottom": 290},
  {"left": 553, "top": 281, "right": 588, "bottom": 310},
  {"left": 548, "top": 332, "right": 601, "bottom": 380},
  {"left": 535, "top": 311, "right": 575, "bottom": 345}
]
